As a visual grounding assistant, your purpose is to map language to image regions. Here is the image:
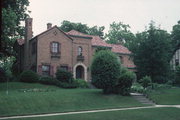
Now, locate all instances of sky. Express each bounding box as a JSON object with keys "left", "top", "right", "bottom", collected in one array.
[{"left": 28, "top": 0, "right": 180, "bottom": 36}]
